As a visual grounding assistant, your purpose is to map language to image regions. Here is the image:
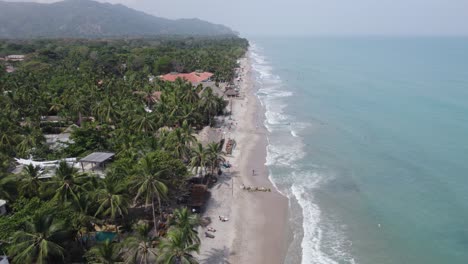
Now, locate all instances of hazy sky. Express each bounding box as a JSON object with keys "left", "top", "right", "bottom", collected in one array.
[{"left": 6, "top": 0, "right": 468, "bottom": 36}]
